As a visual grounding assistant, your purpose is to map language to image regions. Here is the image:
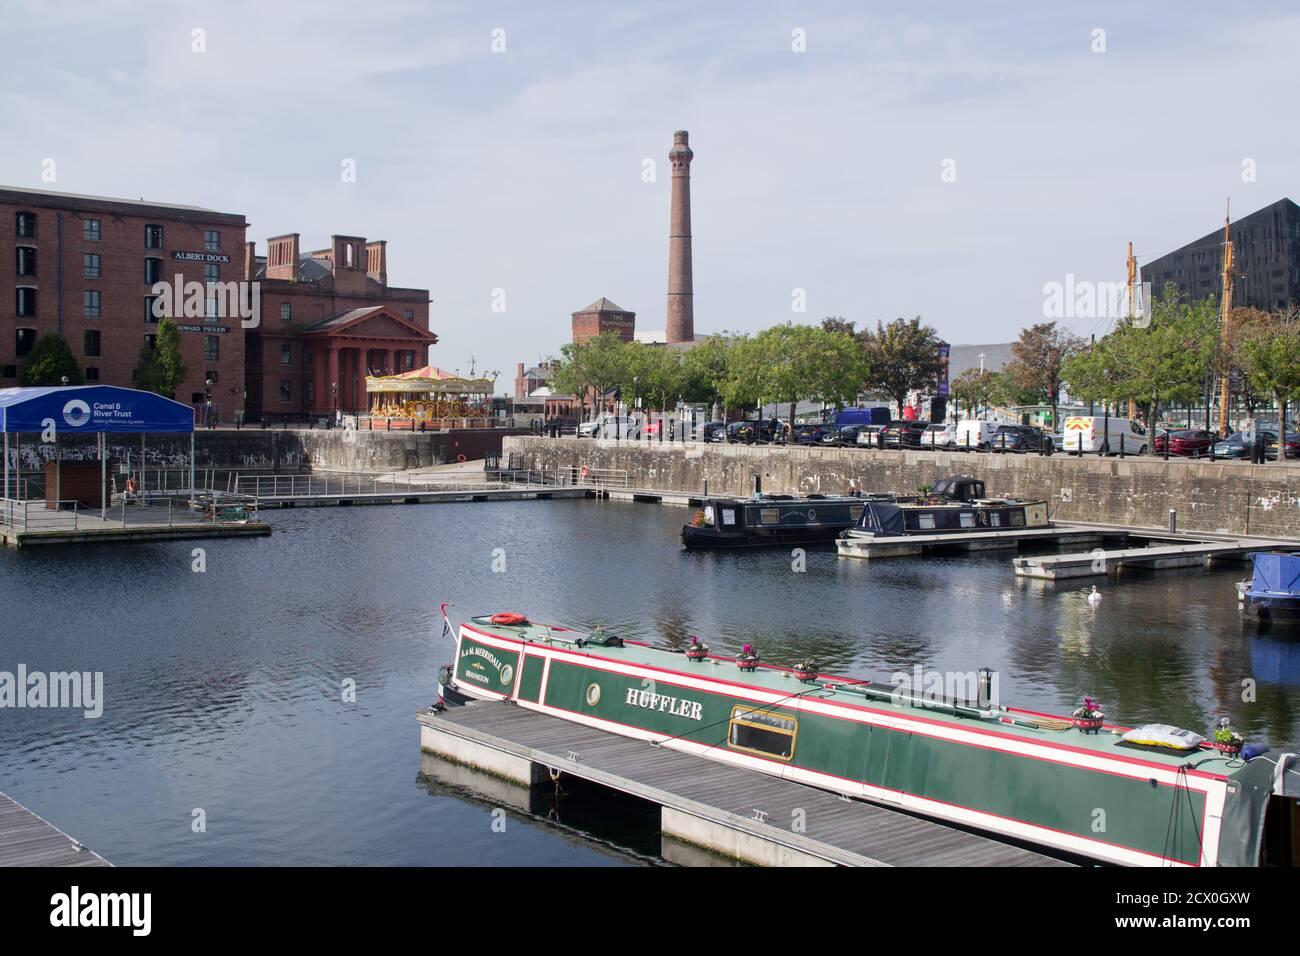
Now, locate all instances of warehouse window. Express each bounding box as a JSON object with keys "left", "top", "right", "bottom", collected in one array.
[
  {"left": 84, "top": 253, "right": 101, "bottom": 278},
  {"left": 204, "top": 229, "right": 220, "bottom": 251},
  {"left": 145, "top": 257, "right": 163, "bottom": 284},
  {"left": 727, "top": 706, "right": 797, "bottom": 761},
  {"left": 144, "top": 295, "right": 161, "bottom": 324},
  {"left": 15, "top": 212, "right": 36, "bottom": 237},
  {"left": 83, "top": 218, "right": 101, "bottom": 241},
  {"left": 280, "top": 380, "right": 292, "bottom": 402},
  {"left": 85, "top": 367, "right": 99, "bottom": 381},
  {"left": 15, "top": 328, "right": 37, "bottom": 358},
  {"left": 16, "top": 246, "right": 36, "bottom": 276},
  {"left": 203, "top": 335, "right": 219, "bottom": 361},
  {"left": 83, "top": 290, "right": 100, "bottom": 317},
  {"left": 83, "top": 330, "right": 101, "bottom": 357},
  {"left": 16, "top": 287, "right": 37, "bottom": 317},
  {"left": 145, "top": 224, "right": 163, "bottom": 248},
  {"left": 280, "top": 303, "right": 292, "bottom": 322},
  {"left": 280, "top": 345, "right": 292, "bottom": 366}
]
